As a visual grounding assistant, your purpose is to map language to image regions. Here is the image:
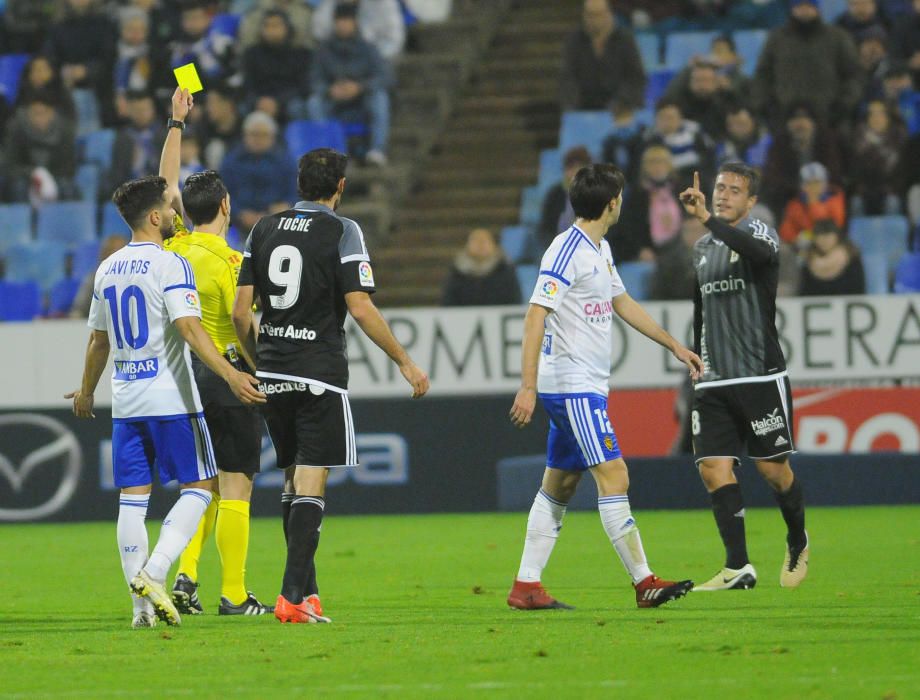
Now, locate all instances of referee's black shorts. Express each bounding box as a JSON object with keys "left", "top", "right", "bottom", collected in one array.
[{"left": 191, "top": 355, "right": 262, "bottom": 475}]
